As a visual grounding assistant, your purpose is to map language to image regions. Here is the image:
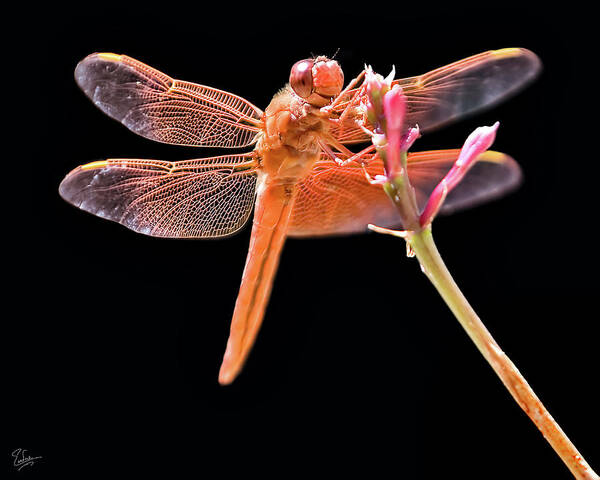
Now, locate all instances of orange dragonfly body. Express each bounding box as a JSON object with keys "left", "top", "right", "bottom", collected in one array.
[{"left": 60, "top": 49, "right": 540, "bottom": 384}]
